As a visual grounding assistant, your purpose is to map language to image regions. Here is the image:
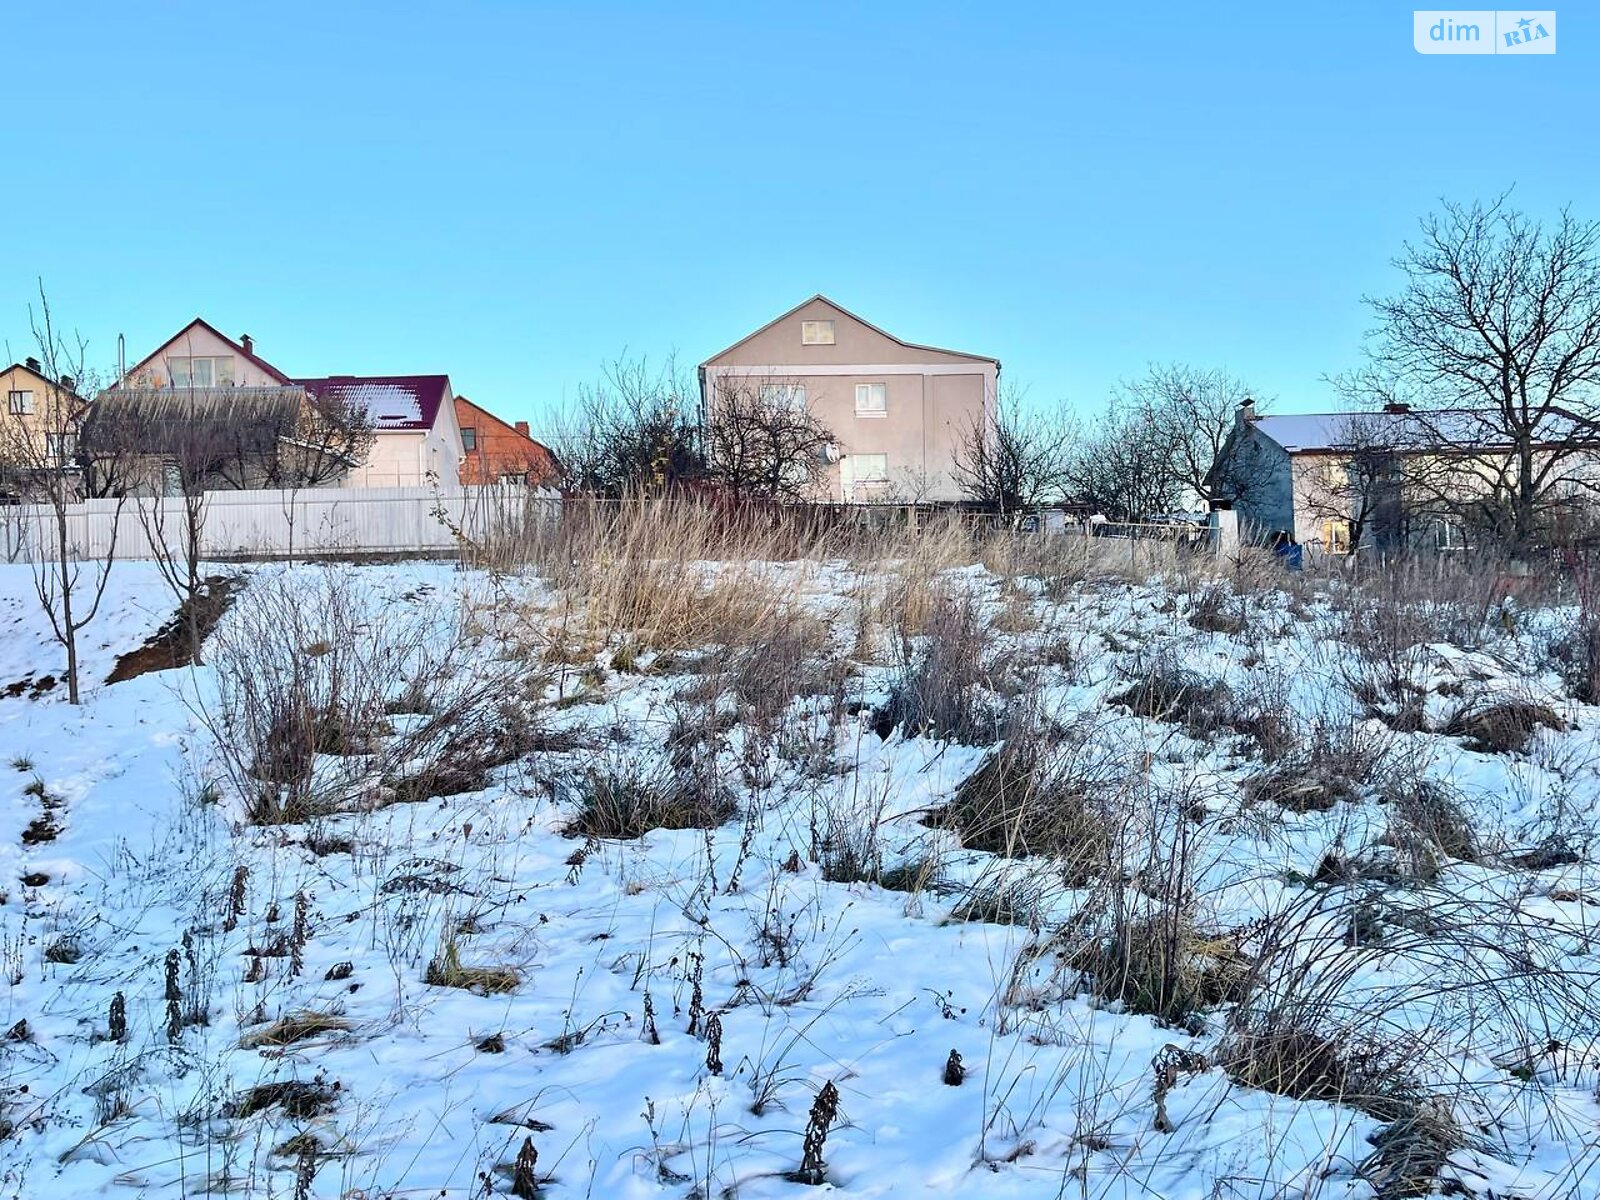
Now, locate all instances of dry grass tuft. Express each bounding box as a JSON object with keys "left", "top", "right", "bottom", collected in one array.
[
  {"left": 941, "top": 725, "right": 1114, "bottom": 883},
  {"left": 425, "top": 938, "right": 520, "bottom": 995},
  {"left": 239, "top": 1010, "right": 352, "bottom": 1048},
  {"left": 1443, "top": 698, "right": 1564, "bottom": 755}
]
